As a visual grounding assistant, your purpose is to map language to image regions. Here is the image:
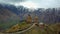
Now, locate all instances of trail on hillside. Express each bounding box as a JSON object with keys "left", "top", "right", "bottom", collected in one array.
[{"left": 0, "top": 23, "right": 36, "bottom": 34}]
